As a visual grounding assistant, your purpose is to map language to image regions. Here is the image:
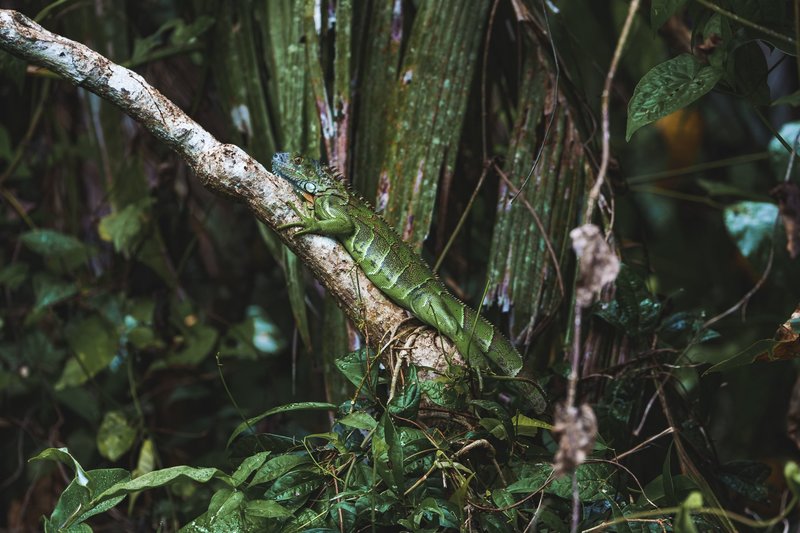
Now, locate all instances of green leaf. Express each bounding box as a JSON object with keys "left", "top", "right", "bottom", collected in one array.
[
  {"left": 335, "top": 348, "right": 380, "bottom": 398},
  {"left": 338, "top": 411, "right": 378, "bottom": 430},
  {"left": 52, "top": 468, "right": 130, "bottom": 530},
  {"left": 723, "top": 201, "right": 778, "bottom": 259},
  {"left": 244, "top": 499, "right": 292, "bottom": 519},
  {"left": 133, "top": 439, "right": 156, "bottom": 478},
  {"left": 231, "top": 451, "right": 271, "bottom": 486},
  {"left": 705, "top": 338, "right": 778, "bottom": 373},
  {"left": 0, "top": 262, "right": 28, "bottom": 289},
  {"left": 20, "top": 229, "right": 89, "bottom": 258},
  {"left": 627, "top": 54, "right": 722, "bottom": 141},
  {"left": 227, "top": 402, "right": 336, "bottom": 447},
  {"left": 512, "top": 413, "right": 554, "bottom": 437},
  {"left": 506, "top": 464, "right": 553, "bottom": 494},
  {"left": 784, "top": 461, "right": 800, "bottom": 496},
  {"left": 179, "top": 488, "right": 247, "bottom": 533},
  {"left": 161, "top": 323, "right": 218, "bottom": 368},
  {"left": 420, "top": 377, "right": 462, "bottom": 409},
  {"left": 90, "top": 465, "right": 233, "bottom": 507},
  {"left": 251, "top": 454, "right": 311, "bottom": 486},
  {"left": 97, "top": 198, "right": 155, "bottom": 255},
  {"left": 718, "top": 460, "right": 769, "bottom": 501},
  {"left": 97, "top": 410, "right": 137, "bottom": 461},
  {"left": 55, "top": 315, "right": 118, "bottom": 390},
  {"left": 373, "top": 413, "right": 404, "bottom": 493},
  {"left": 30, "top": 447, "right": 93, "bottom": 492},
  {"left": 594, "top": 265, "right": 662, "bottom": 338},
  {"left": 387, "top": 364, "right": 420, "bottom": 419},
  {"left": 31, "top": 273, "right": 78, "bottom": 315},
  {"left": 773, "top": 90, "right": 800, "bottom": 107},
  {"left": 651, "top": 0, "right": 687, "bottom": 29},
  {"left": 547, "top": 463, "right": 616, "bottom": 501},
  {"left": 674, "top": 491, "right": 703, "bottom": 533},
  {"left": 219, "top": 305, "right": 285, "bottom": 359},
  {"left": 264, "top": 469, "right": 323, "bottom": 501}
]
